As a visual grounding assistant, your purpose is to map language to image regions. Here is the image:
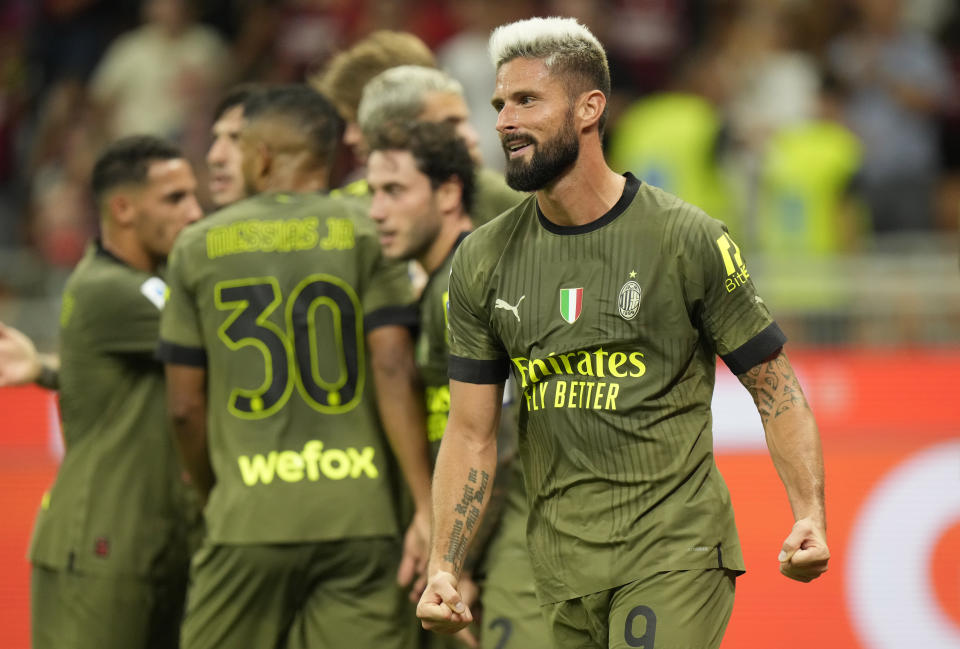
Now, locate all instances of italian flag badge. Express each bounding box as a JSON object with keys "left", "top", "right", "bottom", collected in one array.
[{"left": 560, "top": 287, "right": 583, "bottom": 324}]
